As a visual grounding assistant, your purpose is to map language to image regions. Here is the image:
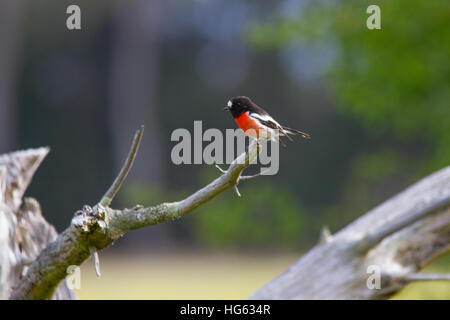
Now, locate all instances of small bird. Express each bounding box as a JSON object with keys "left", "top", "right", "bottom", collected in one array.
[{"left": 224, "top": 96, "right": 310, "bottom": 146}]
